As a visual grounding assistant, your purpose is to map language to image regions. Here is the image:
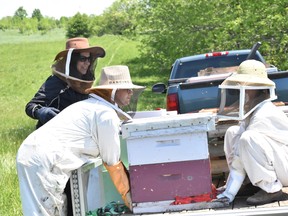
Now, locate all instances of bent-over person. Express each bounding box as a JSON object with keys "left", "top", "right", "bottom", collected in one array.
[{"left": 16, "top": 65, "right": 145, "bottom": 215}]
